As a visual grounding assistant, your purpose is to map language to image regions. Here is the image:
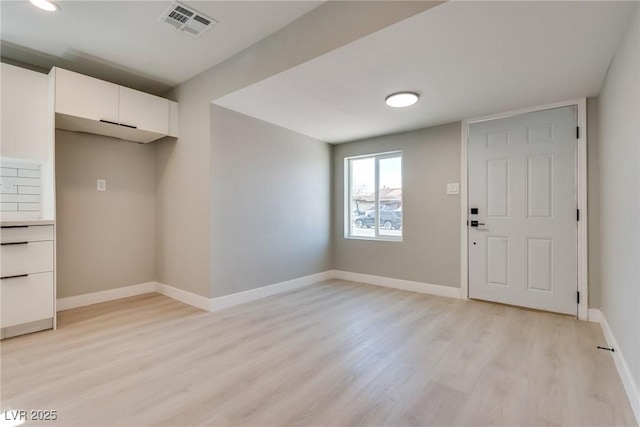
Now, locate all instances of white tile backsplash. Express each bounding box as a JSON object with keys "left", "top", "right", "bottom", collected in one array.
[
  {"left": 18, "top": 202, "right": 41, "bottom": 211},
  {"left": 2, "top": 176, "right": 40, "bottom": 187},
  {"left": 1, "top": 185, "right": 17, "bottom": 194},
  {"left": 0, "top": 160, "right": 42, "bottom": 217},
  {"left": 0, "top": 202, "right": 18, "bottom": 211},
  {"left": 0, "top": 194, "right": 40, "bottom": 203},
  {"left": 17, "top": 186, "right": 41, "bottom": 195},
  {"left": 0, "top": 167, "right": 17, "bottom": 177},
  {"left": 18, "top": 169, "right": 40, "bottom": 178}
]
